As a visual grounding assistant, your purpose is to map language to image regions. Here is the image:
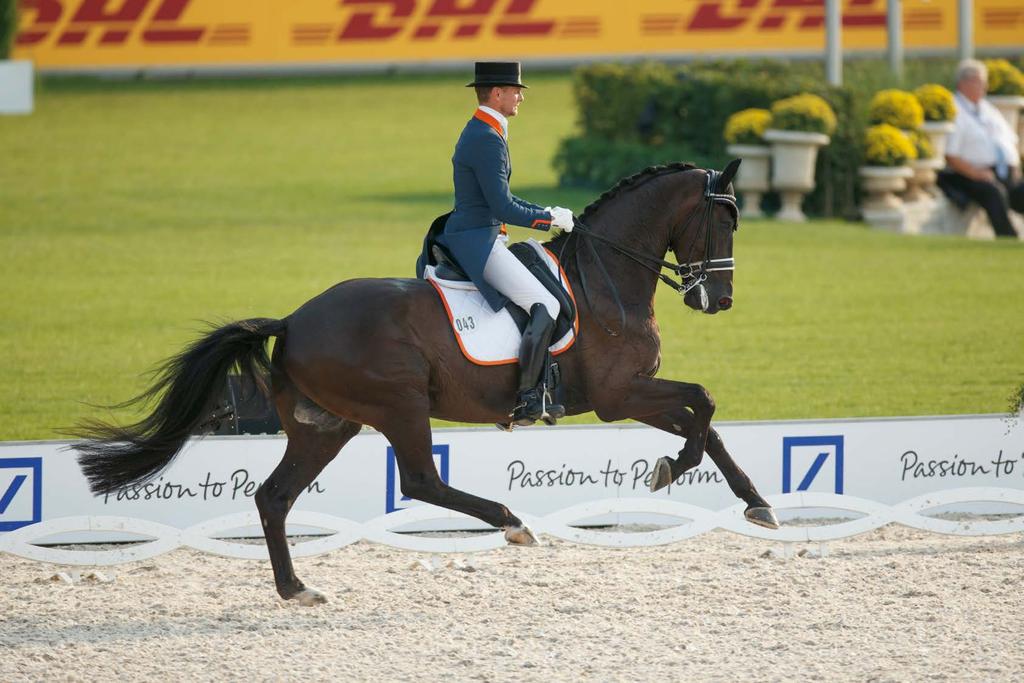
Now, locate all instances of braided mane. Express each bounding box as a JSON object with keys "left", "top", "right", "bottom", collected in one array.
[{"left": 579, "top": 162, "right": 697, "bottom": 222}]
